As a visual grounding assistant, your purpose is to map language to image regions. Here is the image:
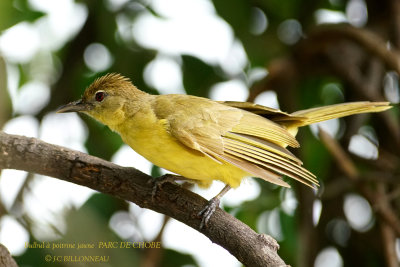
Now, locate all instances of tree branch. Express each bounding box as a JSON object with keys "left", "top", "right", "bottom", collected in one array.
[
  {"left": 0, "top": 244, "right": 18, "bottom": 267},
  {"left": 378, "top": 183, "right": 400, "bottom": 267},
  {"left": 307, "top": 24, "right": 400, "bottom": 74},
  {"left": 0, "top": 131, "right": 287, "bottom": 267},
  {"left": 318, "top": 128, "right": 400, "bottom": 237}
]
